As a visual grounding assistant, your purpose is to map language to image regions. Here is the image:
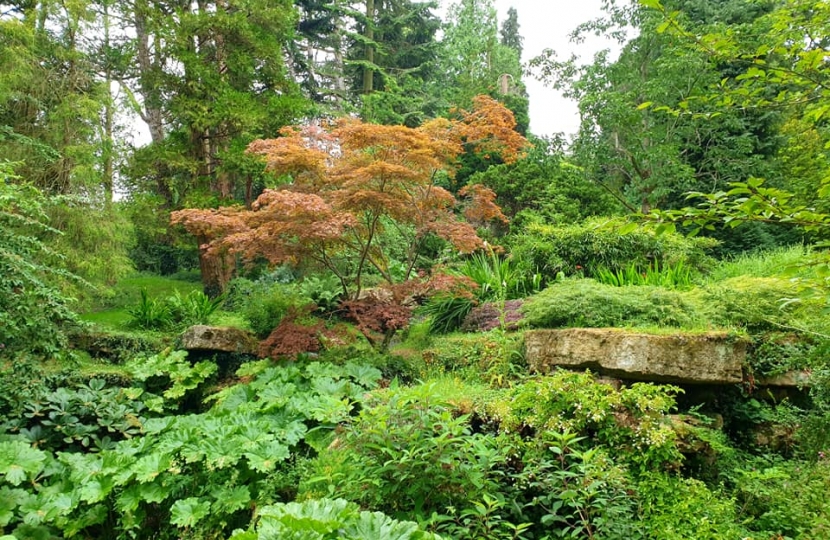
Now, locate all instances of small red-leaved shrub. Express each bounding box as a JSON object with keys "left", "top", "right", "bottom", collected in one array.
[
  {"left": 340, "top": 299, "right": 412, "bottom": 351},
  {"left": 258, "top": 308, "right": 325, "bottom": 359}
]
